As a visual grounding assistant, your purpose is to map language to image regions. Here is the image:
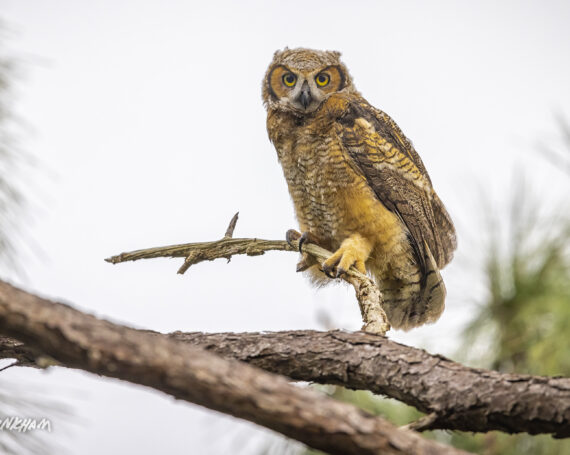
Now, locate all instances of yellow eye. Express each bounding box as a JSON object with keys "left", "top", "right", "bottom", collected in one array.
[
  {"left": 282, "top": 73, "right": 297, "bottom": 87},
  {"left": 315, "top": 73, "right": 330, "bottom": 87}
]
